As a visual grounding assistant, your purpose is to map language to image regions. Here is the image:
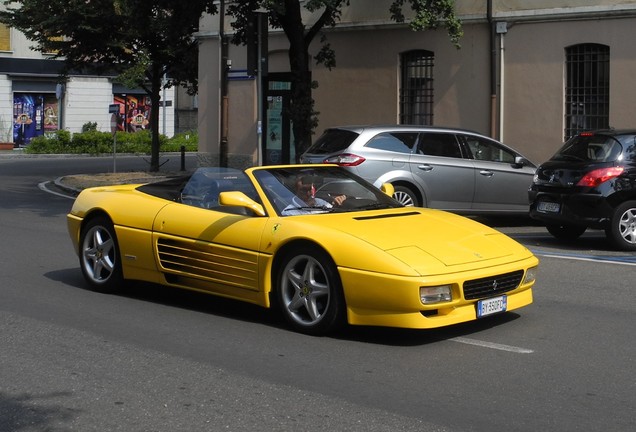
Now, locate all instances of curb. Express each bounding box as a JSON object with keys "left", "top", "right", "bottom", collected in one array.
[
  {"left": 53, "top": 177, "right": 82, "bottom": 195},
  {"left": 0, "top": 151, "right": 193, "bottom": 159}
]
